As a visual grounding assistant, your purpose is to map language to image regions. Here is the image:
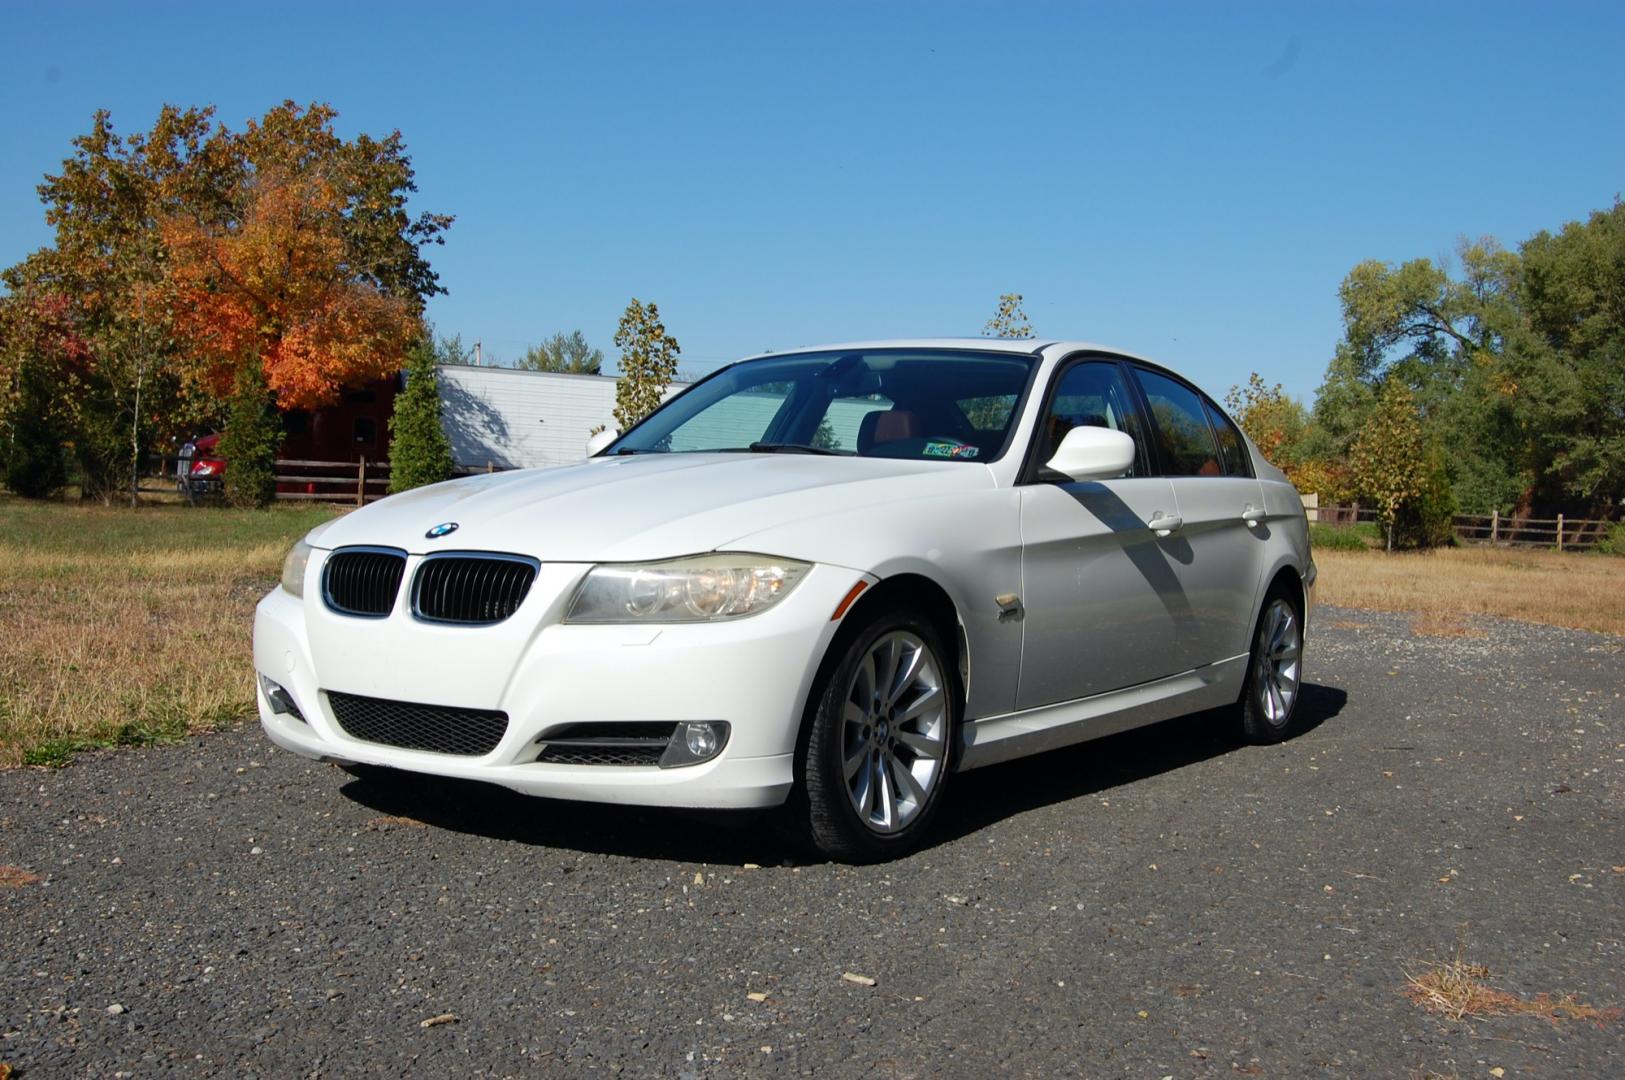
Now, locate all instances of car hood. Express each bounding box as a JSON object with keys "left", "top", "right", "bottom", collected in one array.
[{"left": 311, "top": 454, "right": 996, "bottom": 562}]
